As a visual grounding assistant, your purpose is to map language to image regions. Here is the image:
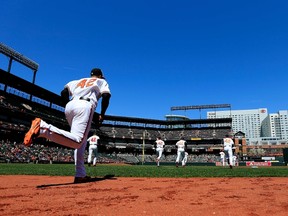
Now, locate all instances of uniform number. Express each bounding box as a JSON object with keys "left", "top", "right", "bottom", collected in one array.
[{"left": 77, "top": 78, "right": 97, "bottom": 88}]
